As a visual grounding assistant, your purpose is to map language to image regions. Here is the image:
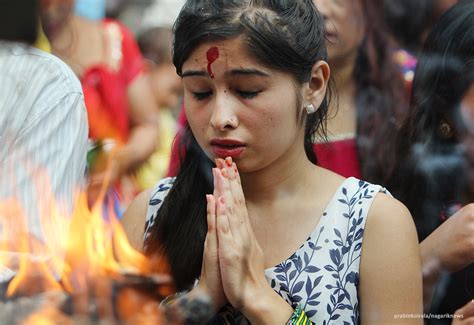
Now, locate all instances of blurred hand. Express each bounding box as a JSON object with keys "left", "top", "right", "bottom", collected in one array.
[
  {"left": 452, "top": 300, "right": 474, "bottom": 324},
  {"left": 425, "top": 204, "right": 474, "bottom": 273}
]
